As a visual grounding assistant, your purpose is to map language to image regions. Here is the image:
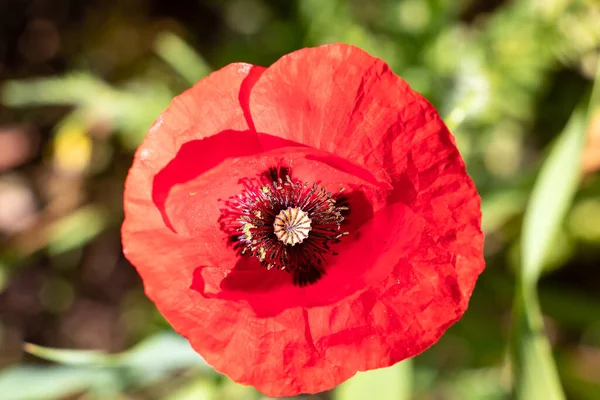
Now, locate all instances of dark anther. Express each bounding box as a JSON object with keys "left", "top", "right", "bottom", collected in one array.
[{"left": 265, "top": 166, "right": 291, "bottom": 183}]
